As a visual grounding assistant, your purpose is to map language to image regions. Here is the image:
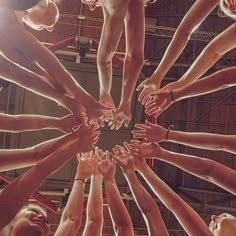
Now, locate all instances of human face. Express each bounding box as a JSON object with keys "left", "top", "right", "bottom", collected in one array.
[
  {"left": 23, "top": 1, "right": 59, "bottom": 32},
  {"left": 209, "top": 213, "right": 236, "bottom": 236},
  {"left": 220, "top": 0, "right": 236, "bottom": 18},
  {"left": 10, "top": 205, "right": 50, "bottom": 236}
]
